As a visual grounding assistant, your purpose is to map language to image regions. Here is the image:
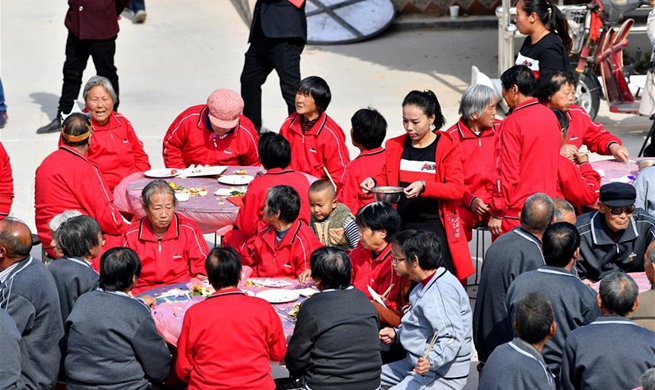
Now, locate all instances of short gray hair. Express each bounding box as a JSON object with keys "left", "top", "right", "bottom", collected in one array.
[
  {"left": 83, "top": 76, "right": 117, "bottom": 104},
  {"left": 521, "top": 193, "right": 555, "bottom": 234},
  {"left": 49, "top": 210, "right": 83, "bottom": 232},
  {"left": 458, "top": 84, "right": 496, "bottom": 121},
  {"left": 642, "top": 368, "right": 655, "bottom": 390},
  {"left": 552, "top": 198, "right": 575, "bottom": 222},
  {"left": 599, "top": 272, "right": 639, "bottom": 316},
  {"left": 142, "top": 180, "right": 177, "bottom": 209}
]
